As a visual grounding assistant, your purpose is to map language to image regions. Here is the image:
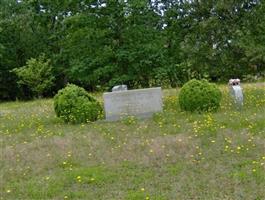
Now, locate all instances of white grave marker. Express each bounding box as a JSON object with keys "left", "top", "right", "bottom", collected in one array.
[
  {"left": 112, "top": 85, "right": 128, "bottom": 92},
  {"left": 229, "top": 79, "right": 243, "bottom": 108},
  {"left": 103, "top": 87, "right": 163, "bottom": 121}
]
